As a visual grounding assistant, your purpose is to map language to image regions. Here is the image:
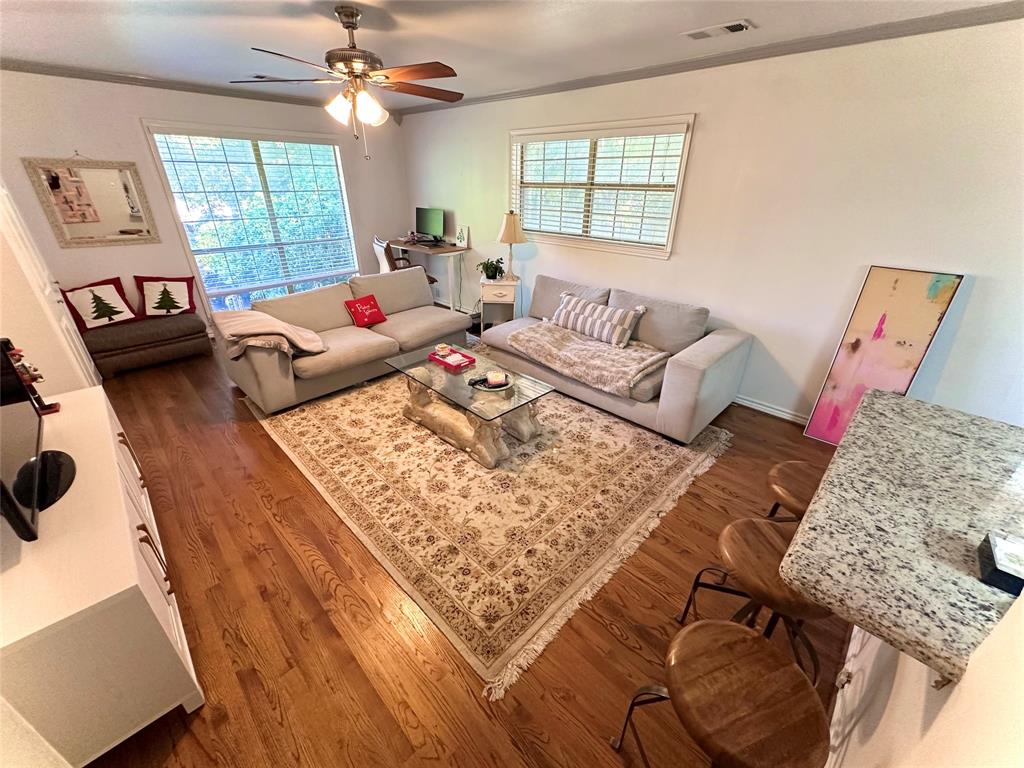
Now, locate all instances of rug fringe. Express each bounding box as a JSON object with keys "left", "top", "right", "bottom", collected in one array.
[{"left": 482, "top": 427, "right": 732, "bottom": 700}]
